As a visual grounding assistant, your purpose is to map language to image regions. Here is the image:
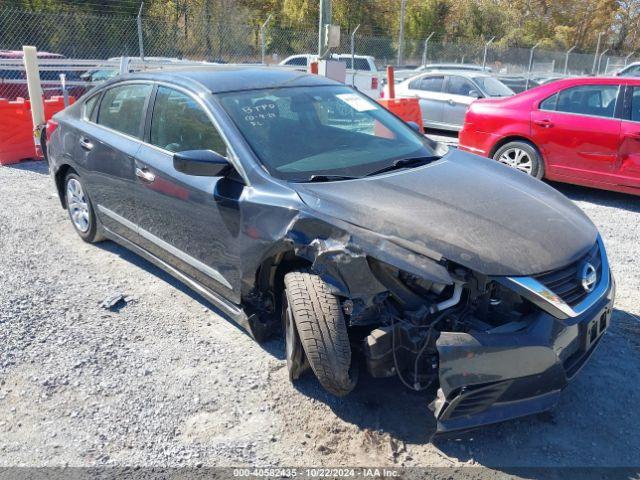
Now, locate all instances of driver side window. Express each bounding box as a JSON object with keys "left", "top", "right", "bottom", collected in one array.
[{"left": 150, "top": 86, "right": 227, "bottom": 155}]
